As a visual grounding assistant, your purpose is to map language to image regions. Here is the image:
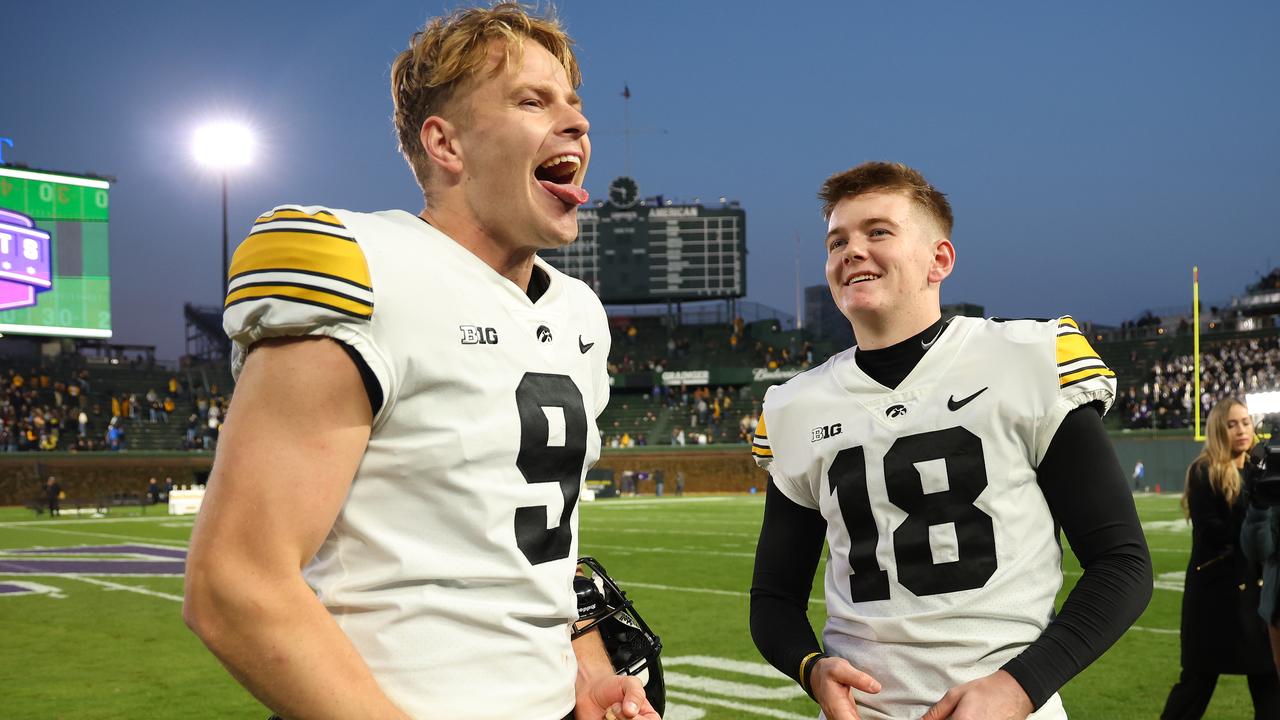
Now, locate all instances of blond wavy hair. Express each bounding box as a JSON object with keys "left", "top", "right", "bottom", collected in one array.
[
  {"left": 1182, "top": 397, "right": 1254, "bottom": 513},
  {"left": 390, "top": 2, "right": 581, "bottom": 194}
]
